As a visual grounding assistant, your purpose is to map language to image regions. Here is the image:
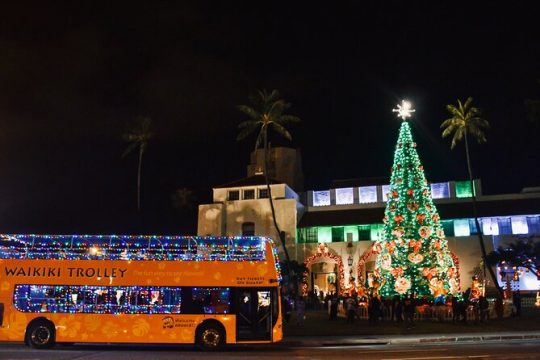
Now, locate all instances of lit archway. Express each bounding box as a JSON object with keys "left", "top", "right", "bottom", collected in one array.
[
  {"left": 302, "top": 244, "right": 345, "bottom": 296},
  {"left": 356, "top": 242, "right": 382, "bottom": 285}
]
